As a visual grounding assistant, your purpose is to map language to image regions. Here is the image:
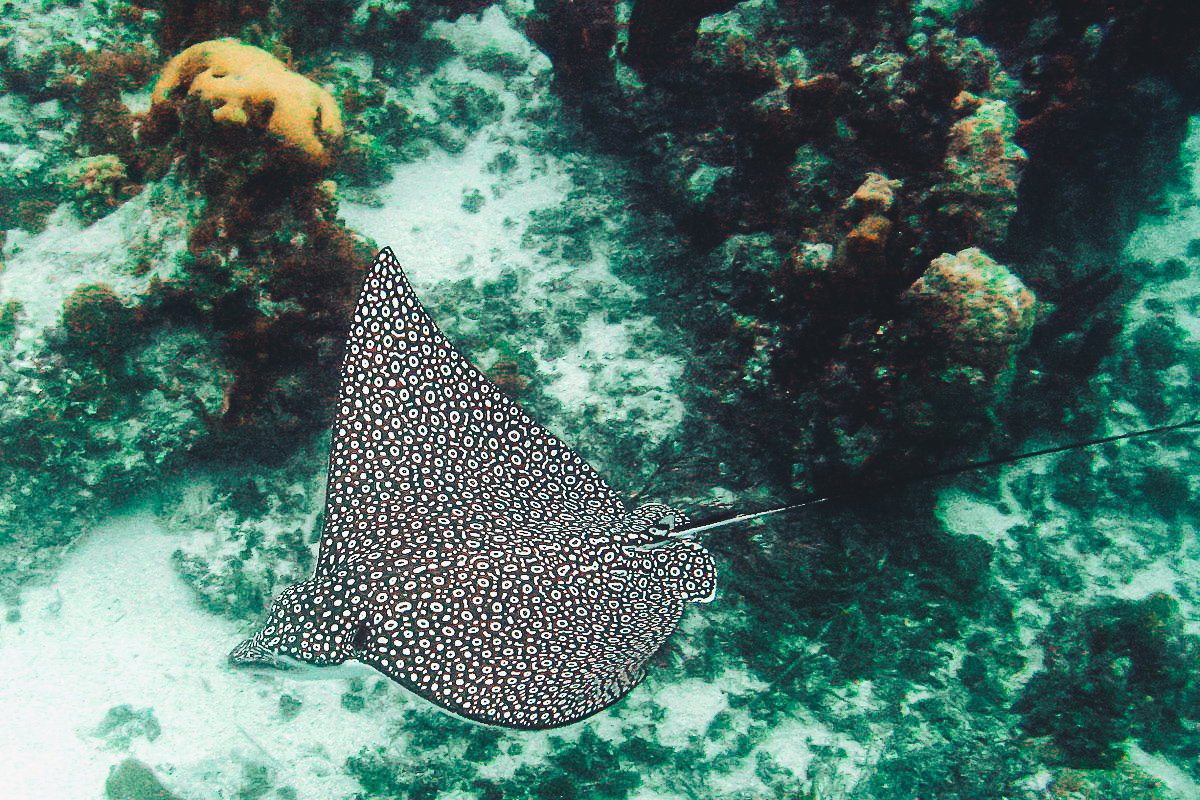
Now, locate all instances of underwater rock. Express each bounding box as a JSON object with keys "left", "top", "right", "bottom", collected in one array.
[
  {"left": 1016, "top": 594, "right": 1200, "bottom": 770},
  {"left": 691, "top": 6, "right": 782, "bottom": 90},
  {"left": 778, "top": 172, "right": 900, "bottom": 323},
  {"left": 56, "top": 154, "right": 135, "bottom": 223},
  {"left": 0, "top": 319, "right": 235, "bottom": 548},
  {"left": 707, "top": 232, "right": 780, "bottom": 310},
  {"left": 0, "top": 145, "right": 55, "bottom": 232},
  {"left": 901, "top": 247, "right": 1037, "bottom": 381},
  {"left": 800, "top": 247, "right": 1038, "bottom": 477},
  {"left": 146, "top": 39, "right": 344, "bottom": 173},
  {"left": 844, "top": 170, "right": 900, "bottom": 218},
  {"left": 89, "top": 705, "right": 162, "bottom": 751},
  {"left": 54, "top": 45, "right": 157, "bottom": 171},
  {"left": 59, "top": 282, "right": 138, "bottom": 365},
  {"left": 625, "top": 0, "right": 738, "bottom": 79},
  {"left": 830, "top": 172, "right": 902, "bottom": 286},
  {"left": 0, "top": 28, "right": 150, "bottom": 230},
  {"left": 524, "top": 0, "right": 617, "bottom": 89},
  {"left": 933, "top": 93, "right": 1026, "bottom": 247},
  {"left": 890, "top": 246, "right": 1037, "bottom": 437}
]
